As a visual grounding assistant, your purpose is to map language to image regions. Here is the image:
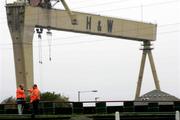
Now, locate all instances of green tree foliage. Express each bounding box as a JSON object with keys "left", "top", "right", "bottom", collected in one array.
[
  {"left": 26, "top": 91, "right": 71, "bottom": 107},
  {"left": 1, "top": 92, "right": 71, "bottom": 107},
  {"left": 41, "top": 92, "right": 68, "bottom": 101},
  {"left": 40, "top": 92, "right": 71, "bottom": 107}
]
